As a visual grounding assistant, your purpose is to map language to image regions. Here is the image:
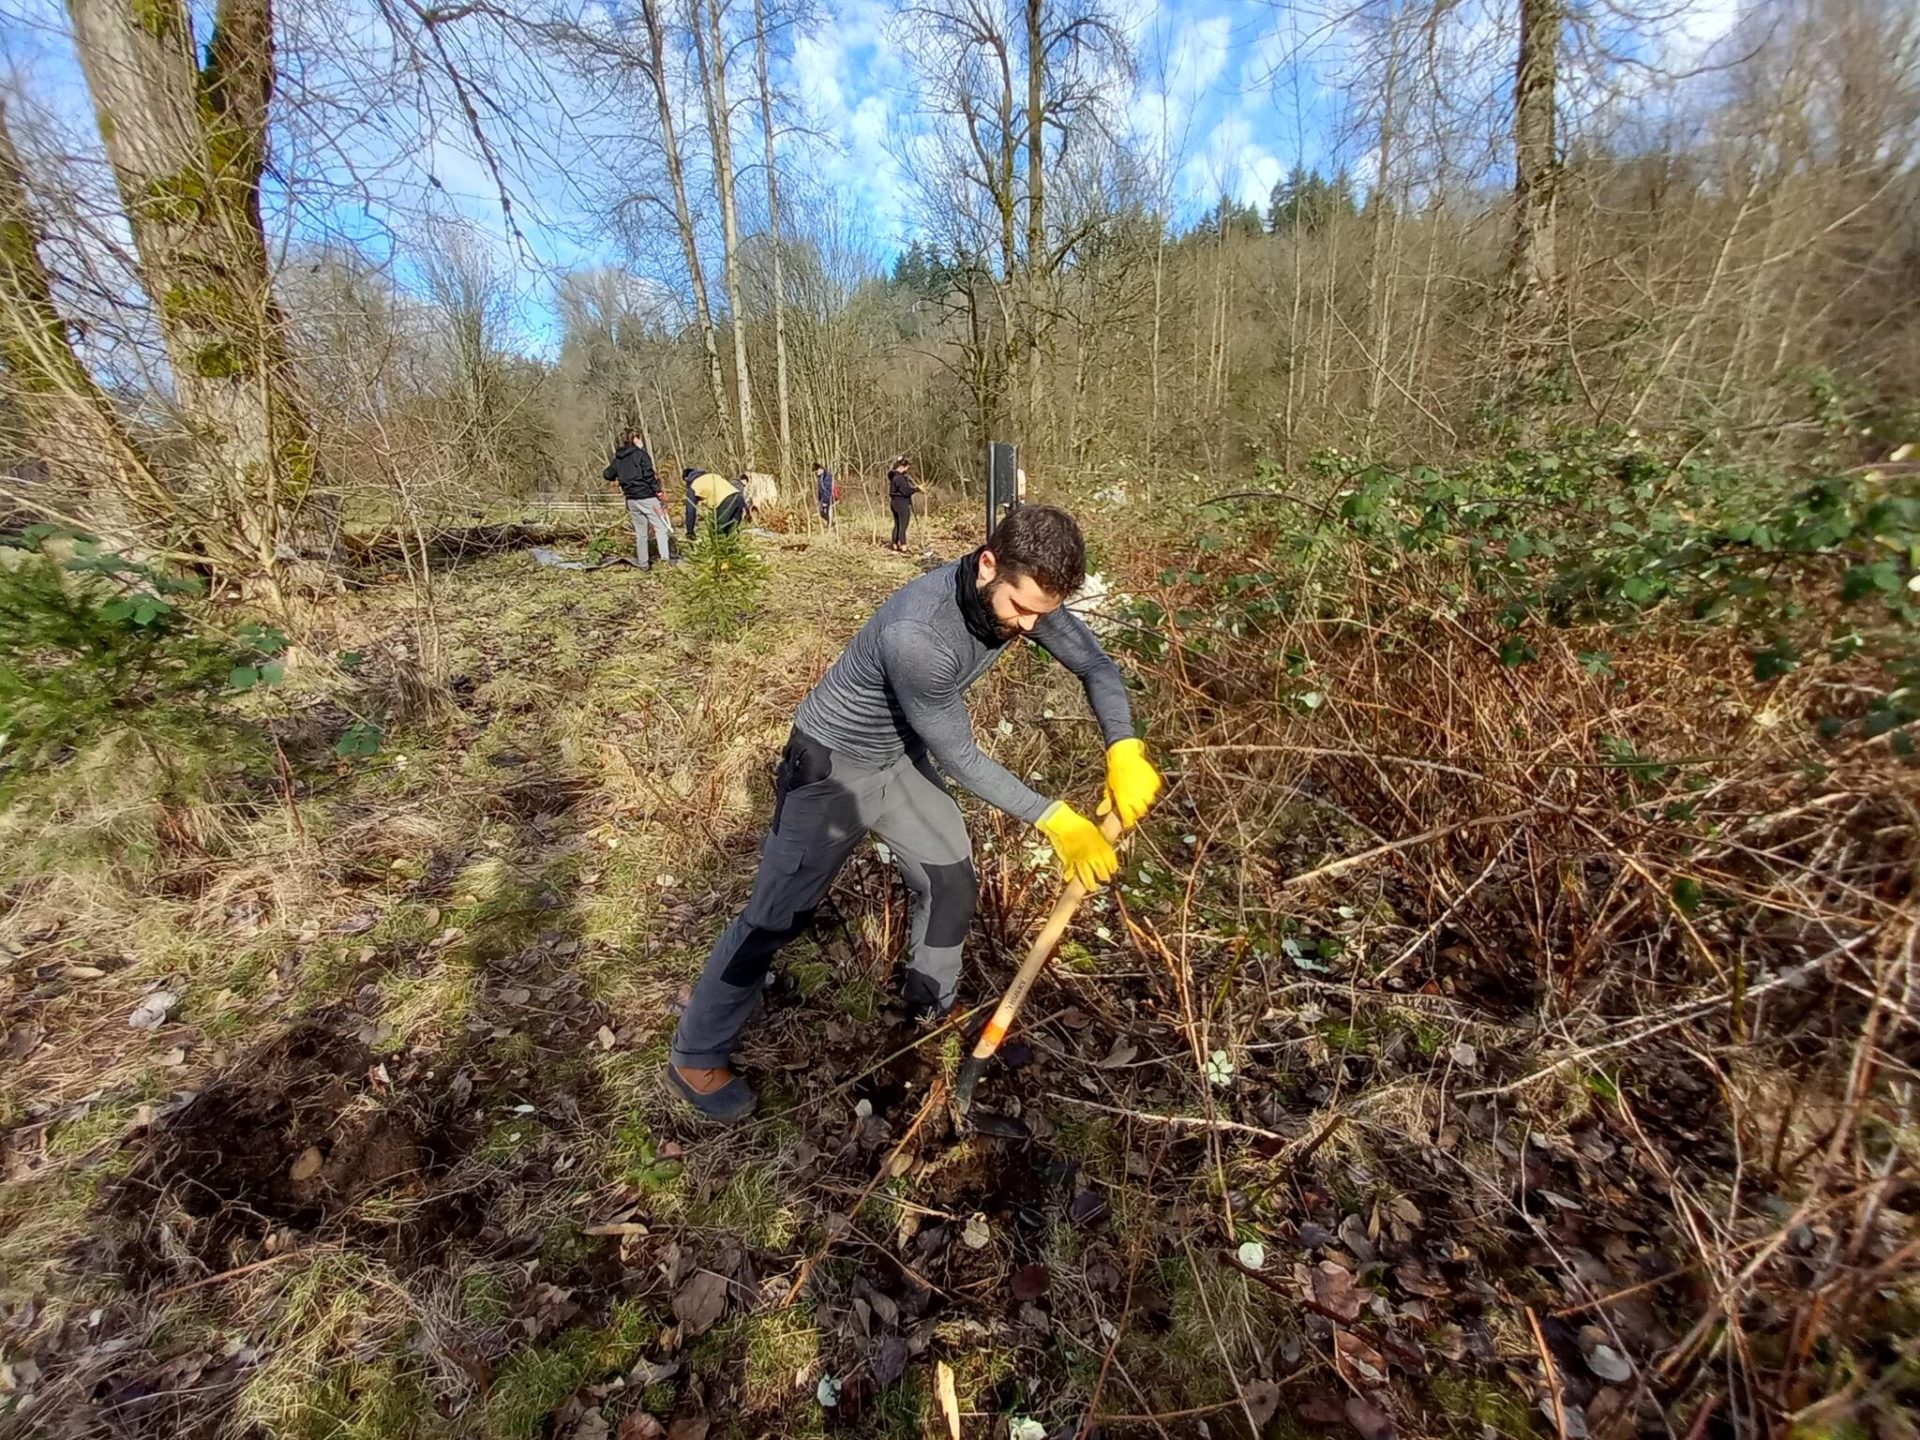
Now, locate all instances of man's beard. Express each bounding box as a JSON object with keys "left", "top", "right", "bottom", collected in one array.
[{"left": 978, "top": 579, "right": 1022, "bottom": 641}]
